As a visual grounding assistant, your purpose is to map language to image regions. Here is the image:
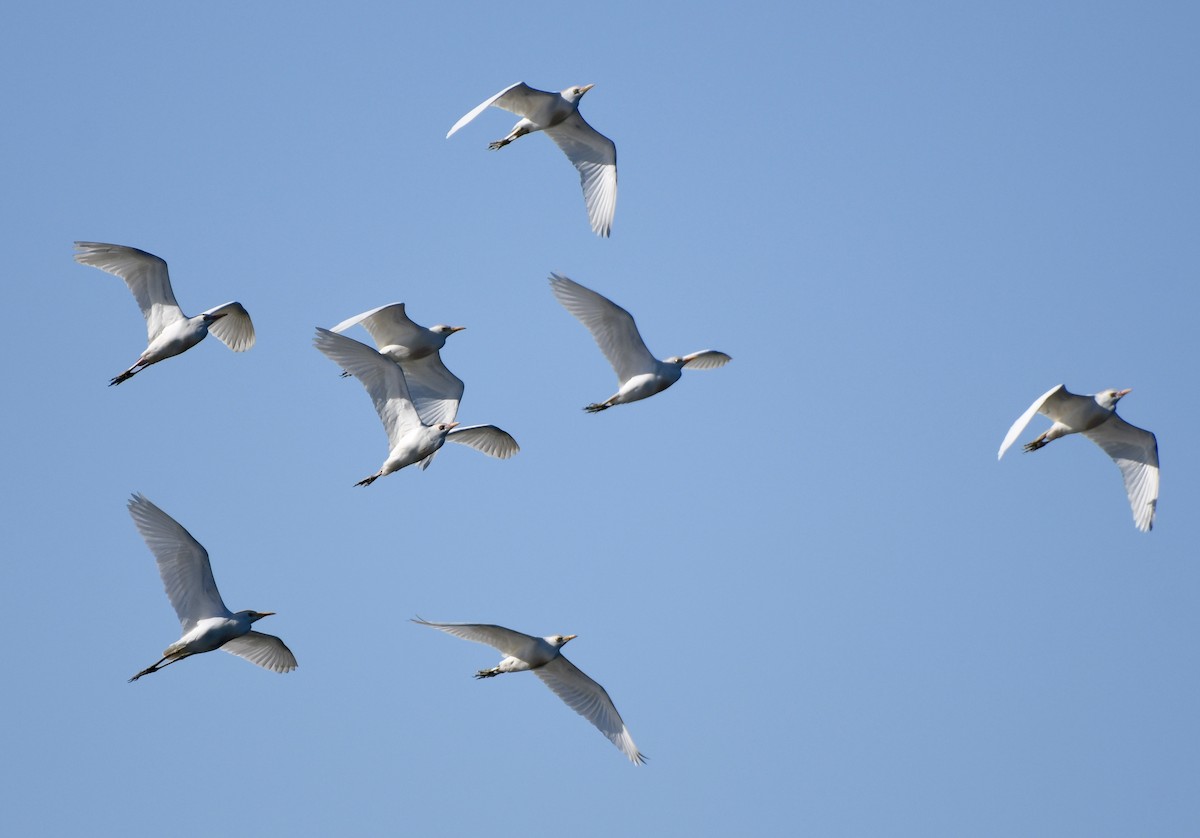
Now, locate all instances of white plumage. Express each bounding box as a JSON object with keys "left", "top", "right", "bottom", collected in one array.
[
  {"left": 447, "top": 82, "right": 617, "bottom": 237},
  {"left": 998, "top": 384, "right": 1159, "bottom": 532},
  {"left": 413, "top": 618, "right": 645, "bottom": 765}
]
